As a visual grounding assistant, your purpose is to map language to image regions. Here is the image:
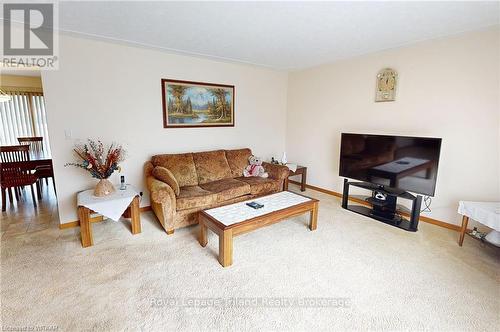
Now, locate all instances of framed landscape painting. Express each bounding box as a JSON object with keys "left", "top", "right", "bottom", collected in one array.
[{"left": 161, "top": 79, "right": 235, "bottom": 128}]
